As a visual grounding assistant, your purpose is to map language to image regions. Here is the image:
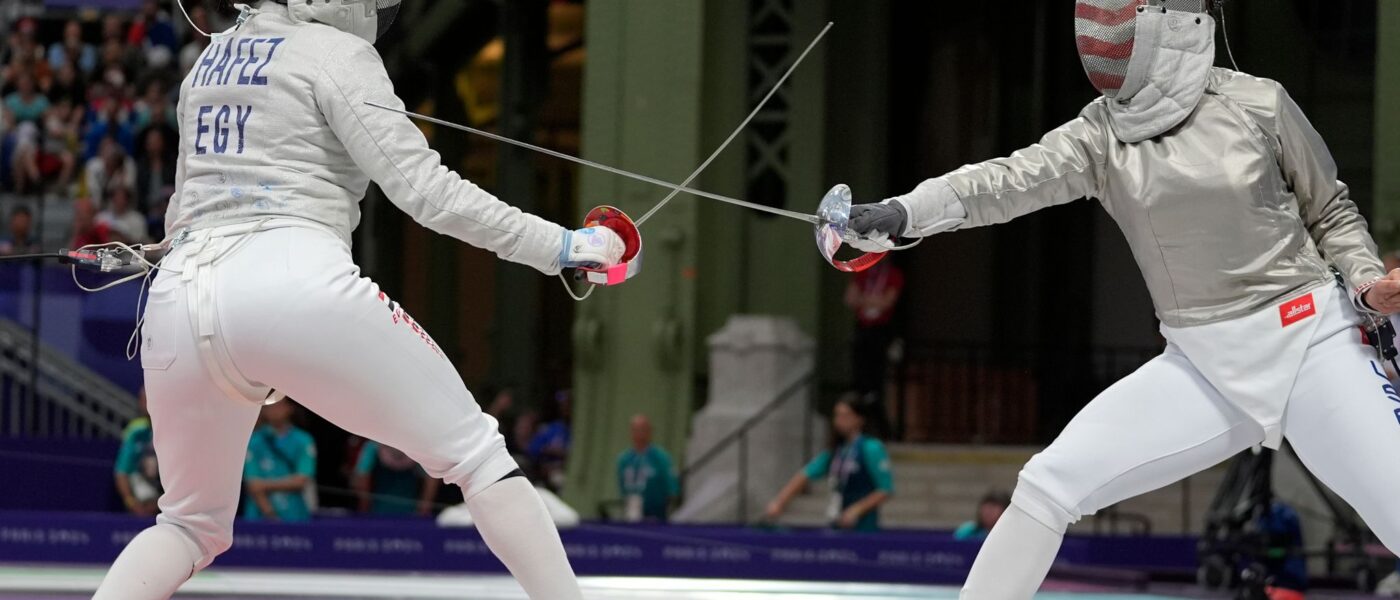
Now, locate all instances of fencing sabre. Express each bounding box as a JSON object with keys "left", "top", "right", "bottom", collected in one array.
[{"left": 366, "top": 21, "right": 908, "bottom": 293}]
